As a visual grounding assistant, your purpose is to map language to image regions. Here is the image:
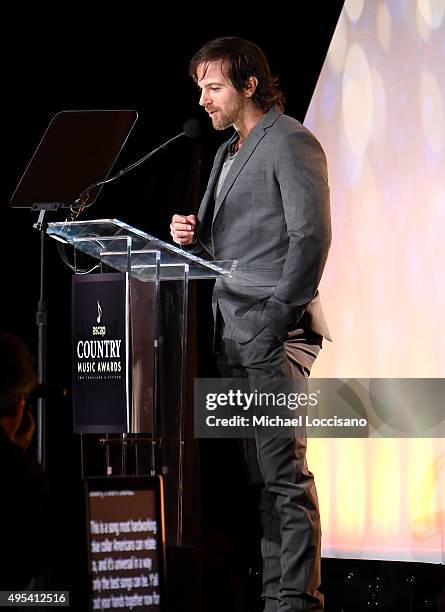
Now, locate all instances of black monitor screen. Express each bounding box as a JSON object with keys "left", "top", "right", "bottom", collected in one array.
[
  {"left": 11, "top": 109, "right": 137, "bottom": 209},
  {"left": 85, "top": 476, "right": 165, "bottom": 612}
]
